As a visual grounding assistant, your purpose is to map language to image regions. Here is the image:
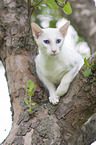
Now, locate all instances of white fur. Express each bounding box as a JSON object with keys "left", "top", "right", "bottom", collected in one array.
[{"left": 32, "top": 22, "right": 83, "bottom": 104}]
